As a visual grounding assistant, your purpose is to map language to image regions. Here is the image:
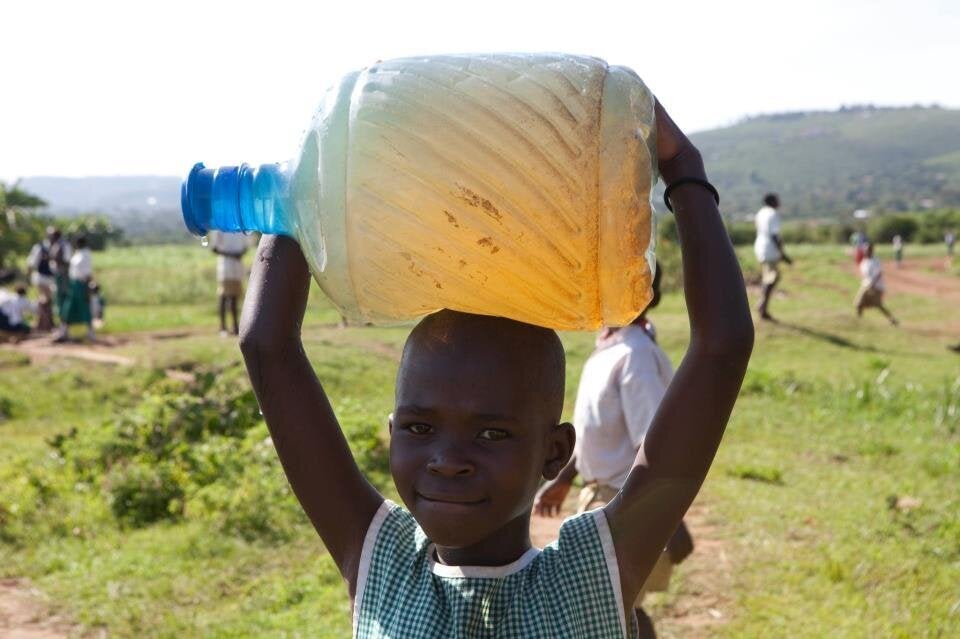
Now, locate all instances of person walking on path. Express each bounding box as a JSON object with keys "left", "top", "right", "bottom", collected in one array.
[
  {"left": 946, "top": 230, "right": 956, "bottom": 265},
  {"left": 855, "top": 242, "right": 898, "bottom": 326},
  {"left": 892, "top": 234, "right": 904, "bottom": 268},
  {"left": 211, "top": 231, "right": 249, "bottom": 336},
  {"left": 754, "top": 193, "right": 792, "bottom": 321},
  {"left": 54, "top": 236, "right": 95, "bottom": 342},
  {"left": 533, "top": 266, "right": 694, "bottom": 639}
]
